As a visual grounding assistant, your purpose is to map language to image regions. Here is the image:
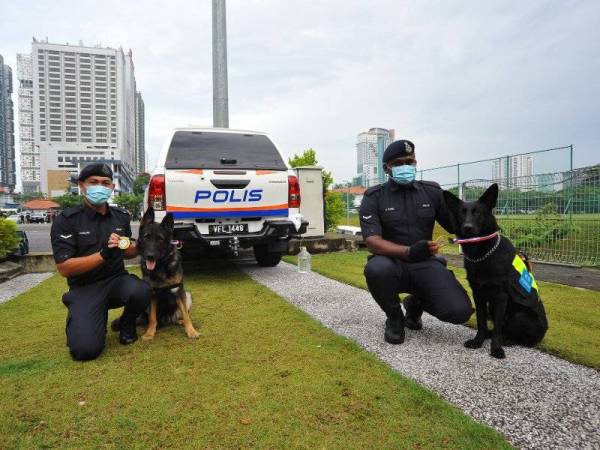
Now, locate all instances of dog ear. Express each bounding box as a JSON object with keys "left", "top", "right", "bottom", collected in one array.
[
  {"left": 442, "top": 190, "right": 462, "bottom": 213},
  {"left": 140, "top": 207, "right": 155, "bottom": 228},
  {"left": 161, "top": 212, "right": 174, "bottom": 234},
  {"left": 478, "top": 183, "right": 499, "bottom": 210}
]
